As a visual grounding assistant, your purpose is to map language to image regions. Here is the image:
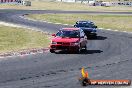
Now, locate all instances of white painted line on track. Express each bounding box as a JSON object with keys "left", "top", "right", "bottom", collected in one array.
[
  {"left": 47, "top": 22, "right": 53, "bottom": 24},
  {"left": 106, "top": 29, "right": 112, "bottom": 30},
  {"left": 43, "top": 21, "right": 47, "bottom": 22},
  {"left": 106, "top": 29, "right": 111, "bottom": 31},
  {"left": 55, "top": 23, "right": 62, "bottom": 25},
  {"left": 98, "top": 28, "right": 104, "bottom": 30},
  {"left": 123, "top": 31, "right": 127, "bottom": 33},
  {"left": 0, "top": 21, "right": 22, "bottom": 28},
  {"left": 114, "top": 30, "right": 118, "bottom": 31},
  {"left": 63, "top": 24, "right": 69, "bottom": 25}
]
